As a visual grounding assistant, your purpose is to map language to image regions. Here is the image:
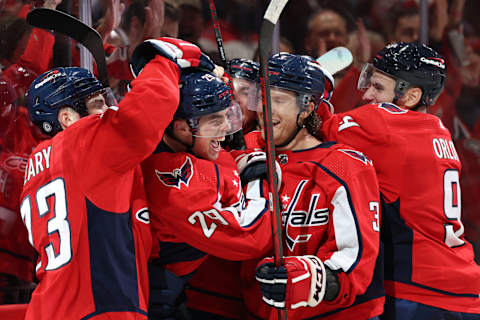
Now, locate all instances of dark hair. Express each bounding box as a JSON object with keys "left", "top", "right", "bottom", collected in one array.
[
  {"left": 313, "top": 0, "right": 356, "bottom": 33},
  {"left": 121, "top": 0, "right": 148, "bottom": 31},
  {"left": 386, "top": 4, "right": 419, "bottom": 39},
  {"left": 165, "top": 2, "right": 180, "bottom": 22},
  {"left": 303, "top": 108, "right": 322, "bottom": 137}
]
